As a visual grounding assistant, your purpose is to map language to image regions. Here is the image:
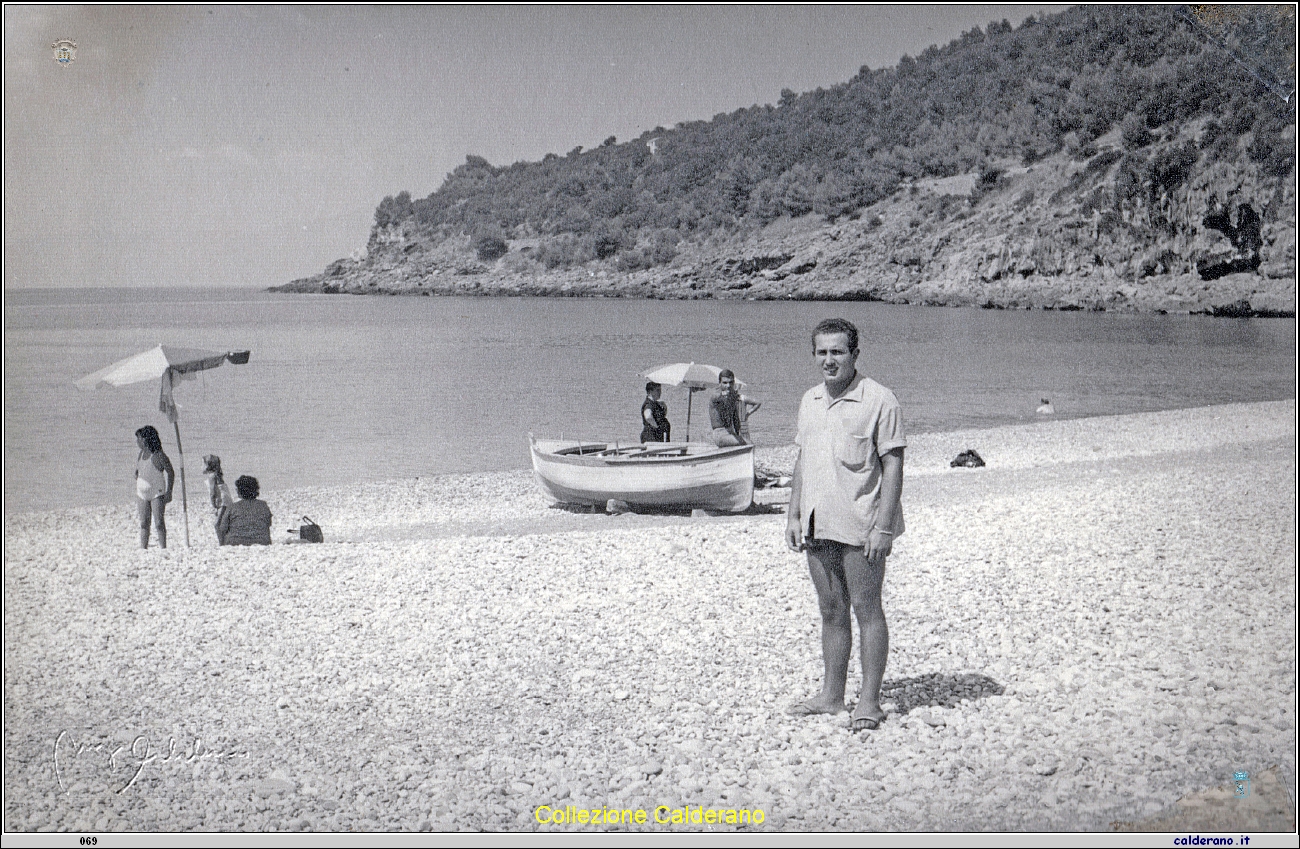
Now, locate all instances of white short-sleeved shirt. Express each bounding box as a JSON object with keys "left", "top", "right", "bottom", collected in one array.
[{"left": 795, "top": 372, "right": 906, "bottom": 547}]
